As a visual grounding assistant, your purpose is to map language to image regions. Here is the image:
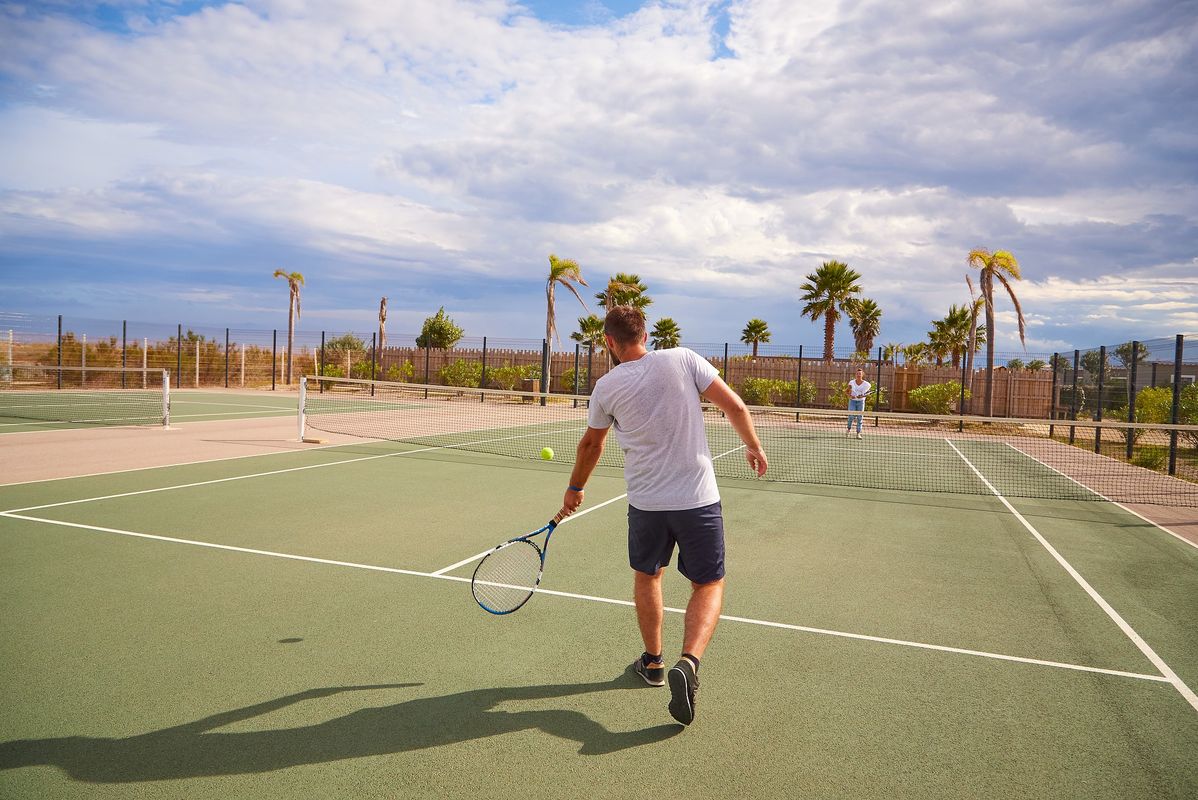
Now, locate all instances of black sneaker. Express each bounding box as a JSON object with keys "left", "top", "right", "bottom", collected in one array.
[
  {"left": 667, "top": 658, "right": 698, "bottom": 725},
  {"left": 632, "top": 657, "right": 665, "bottom": 686}
]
